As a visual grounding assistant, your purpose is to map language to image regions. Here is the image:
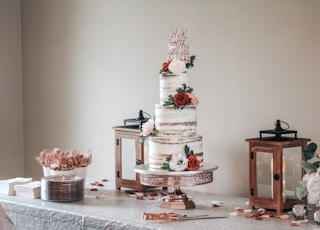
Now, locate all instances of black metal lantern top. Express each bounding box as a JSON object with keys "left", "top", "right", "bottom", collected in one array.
[
  {"left": 259, "top": 120, "right": 297, "bottom": 141},
  {"left": 123, "top": 110, "right": 149, "bottom": 129}
]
